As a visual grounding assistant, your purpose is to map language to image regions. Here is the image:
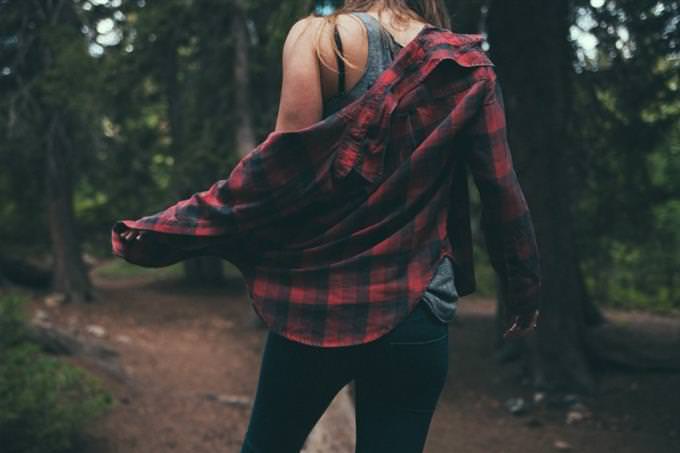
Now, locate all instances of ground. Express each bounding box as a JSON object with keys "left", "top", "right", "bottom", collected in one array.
[{"left": 24, "top": 261, "right": 680, "bottom": 453}]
